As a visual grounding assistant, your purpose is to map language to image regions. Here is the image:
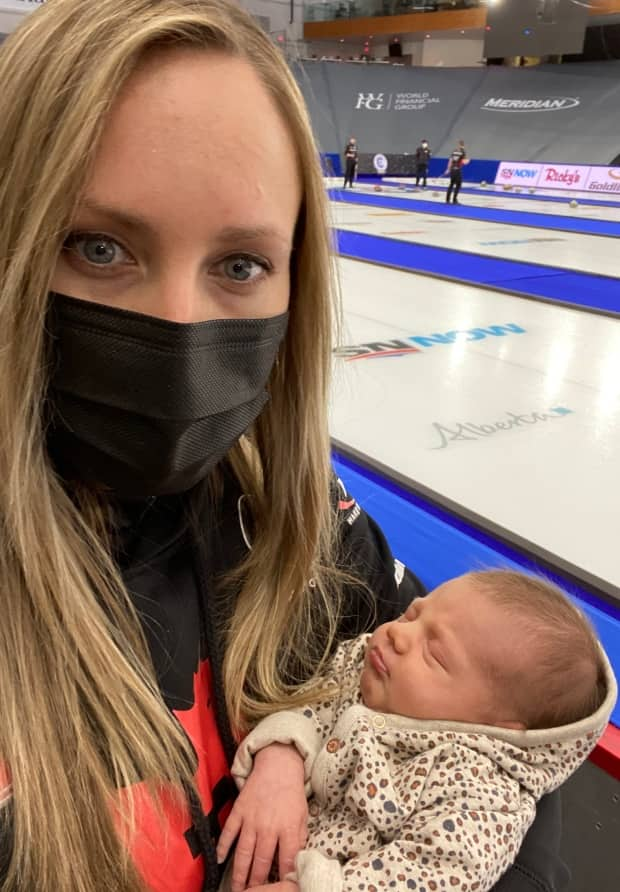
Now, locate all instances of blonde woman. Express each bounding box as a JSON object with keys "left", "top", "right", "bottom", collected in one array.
[{"left": 0, "top": 2, "right": 564, "bottom": 892}]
